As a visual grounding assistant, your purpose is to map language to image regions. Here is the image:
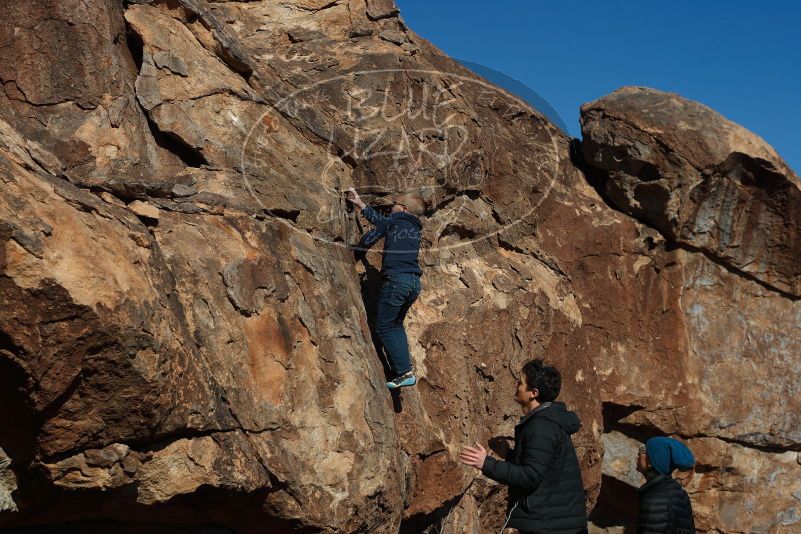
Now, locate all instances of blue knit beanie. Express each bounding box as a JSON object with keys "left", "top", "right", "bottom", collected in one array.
[{"left": 645, "top": 437, "right": 695, "bottom": 475}]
